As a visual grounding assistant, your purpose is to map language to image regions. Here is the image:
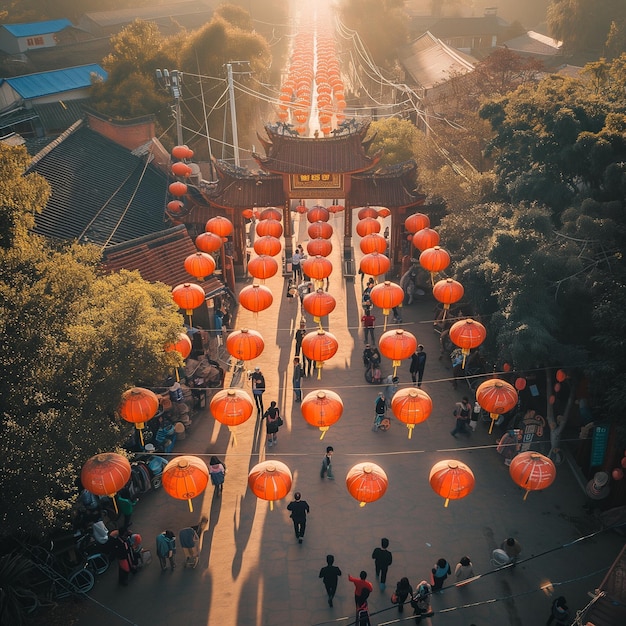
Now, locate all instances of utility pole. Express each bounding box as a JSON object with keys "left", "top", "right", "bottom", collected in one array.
[
  {"left": 156, "top": 68, "right": 183, "bottom": 146},
  {"left": 225, "top": 61, "right": 250, "bottom": 167}
]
